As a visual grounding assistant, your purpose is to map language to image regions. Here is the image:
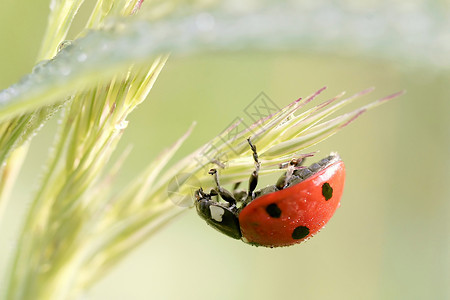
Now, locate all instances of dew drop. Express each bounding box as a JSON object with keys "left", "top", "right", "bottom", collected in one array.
[
  {"left": 77, "top": 52, "right": 88, "bottom": 62},
  {"left": 57, "top": 40, "right": 73, "bottom": 52},
  {"left": 6, "top": 87, "right": 18, "bottom": 97},
  {"left": 60, "top": 65, "right": 71, "bottom": 76},
  {"left": 32, "top": 60, "right": 50, "bottom": 74},
  {"left": 100, "top": 42, "right": 110, "bottom": 52},
  {"left": 115, "top": 120, "right": 128, "bottom": 130},
  {"left": 17, "top": 74, "right": 31, "bottom": 86},
  {"left": 0, "top": 92, "right": 7, "bottom": 103}
]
